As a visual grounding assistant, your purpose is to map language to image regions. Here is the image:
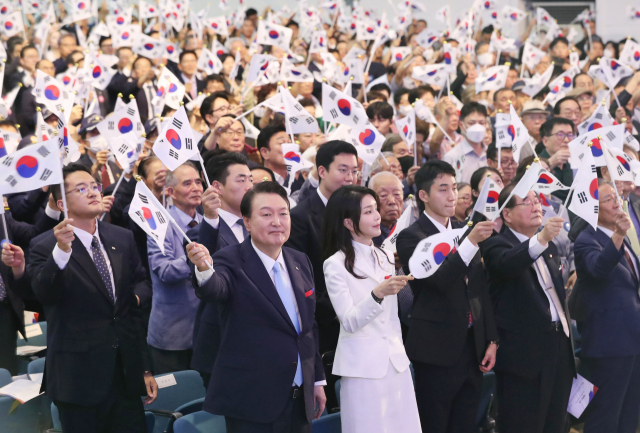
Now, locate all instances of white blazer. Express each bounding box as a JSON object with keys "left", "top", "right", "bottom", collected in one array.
[{"left": 323, "top": 242, "right": 410, "bottom": 379}]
